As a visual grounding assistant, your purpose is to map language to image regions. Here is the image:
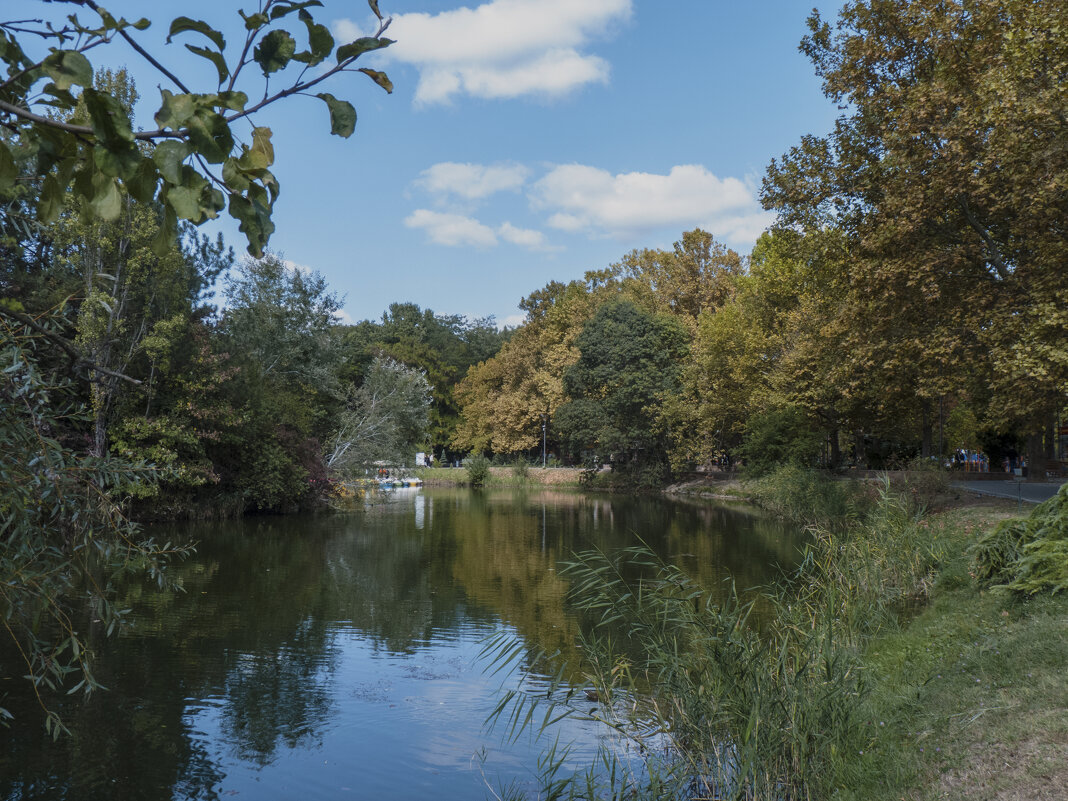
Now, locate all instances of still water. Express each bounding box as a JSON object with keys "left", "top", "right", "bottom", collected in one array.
[{"left": 0, "top": 488, "right": 802, "bottom": 801}]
